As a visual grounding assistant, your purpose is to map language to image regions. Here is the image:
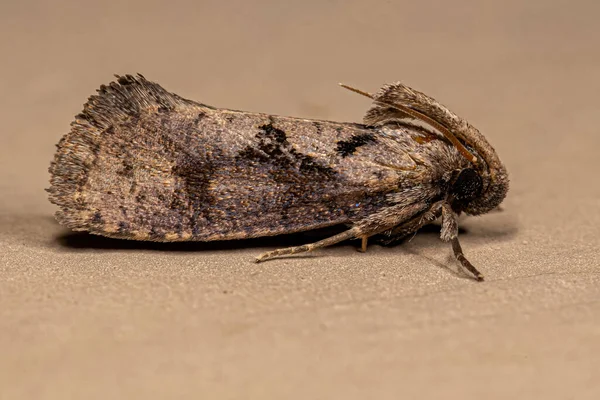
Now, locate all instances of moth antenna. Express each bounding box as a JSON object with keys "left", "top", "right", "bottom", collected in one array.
[
  {"left": 340, "top": 83, "right": 477, "bottom": 164},
  {"left": 339, "top": 83, "right": 375, "bottom": 100}
]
